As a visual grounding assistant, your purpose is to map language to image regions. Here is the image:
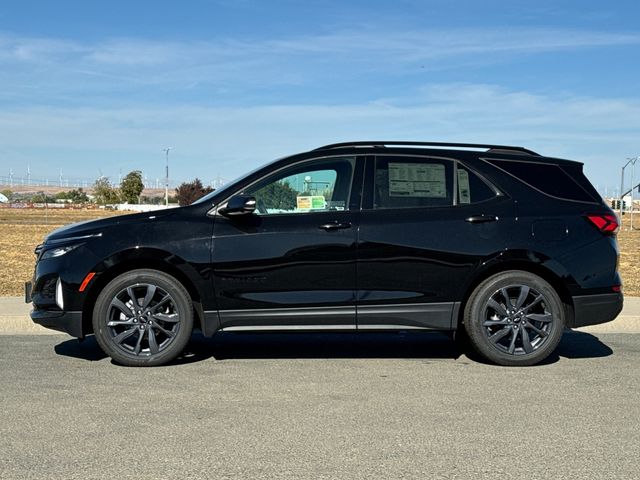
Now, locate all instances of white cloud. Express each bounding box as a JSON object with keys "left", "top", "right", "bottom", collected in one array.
[
  {"left": 1, "top": 27, "right": 639, "bottom": 94},
  {"left": 264, "top": 29, "right": 640, "bottom": 58},
  {"left": 0, "top": 25, "right": 638, "bottom": 191},
  {"left": 0, "top": 84, "right": 637, "bottom": 188}
]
